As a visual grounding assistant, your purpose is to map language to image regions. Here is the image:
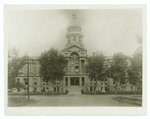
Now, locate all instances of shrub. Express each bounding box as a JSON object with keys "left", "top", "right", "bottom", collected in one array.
[{"left": 65, "top": 90, "right": 69, "bottom": 94}]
